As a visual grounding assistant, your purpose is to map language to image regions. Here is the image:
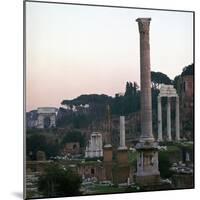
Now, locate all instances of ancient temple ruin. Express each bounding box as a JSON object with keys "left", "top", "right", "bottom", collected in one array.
[
  {"left": 157, "top": 84, "right": 180, "bottom": 141},
  {"left": 85, "top": 132, "right": 103, "bottom": 158}
]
